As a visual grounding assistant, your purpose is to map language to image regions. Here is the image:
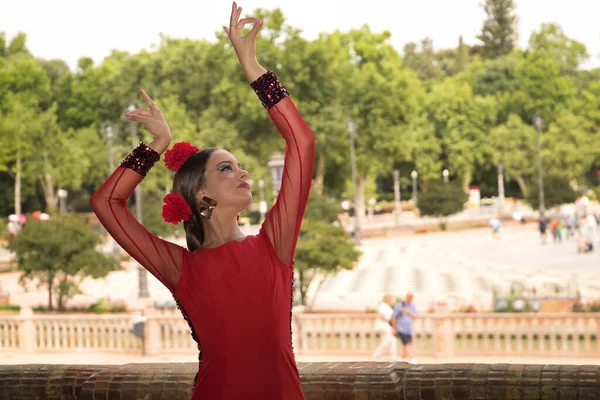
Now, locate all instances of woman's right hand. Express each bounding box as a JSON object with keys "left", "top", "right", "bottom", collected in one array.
[{"left": 126, "top": 90, "right": 172, "bottom": 146}]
